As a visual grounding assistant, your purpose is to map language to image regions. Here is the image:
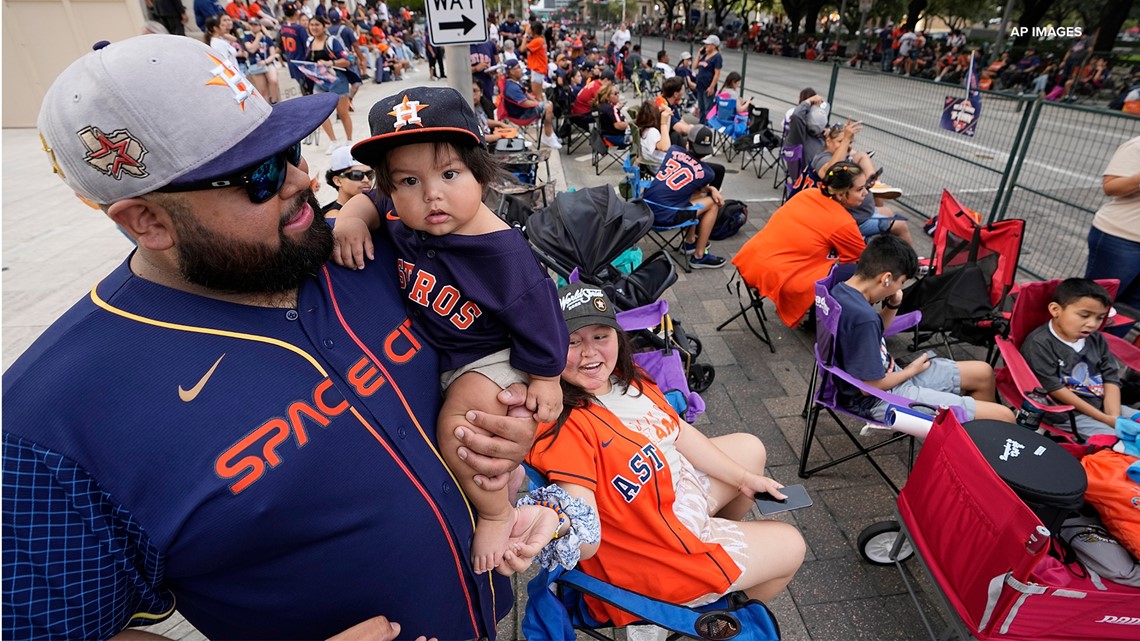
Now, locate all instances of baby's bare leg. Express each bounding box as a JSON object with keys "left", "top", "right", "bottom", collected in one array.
[{"left": 439, "top": 371, "right": 514, "bottom": 574}]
